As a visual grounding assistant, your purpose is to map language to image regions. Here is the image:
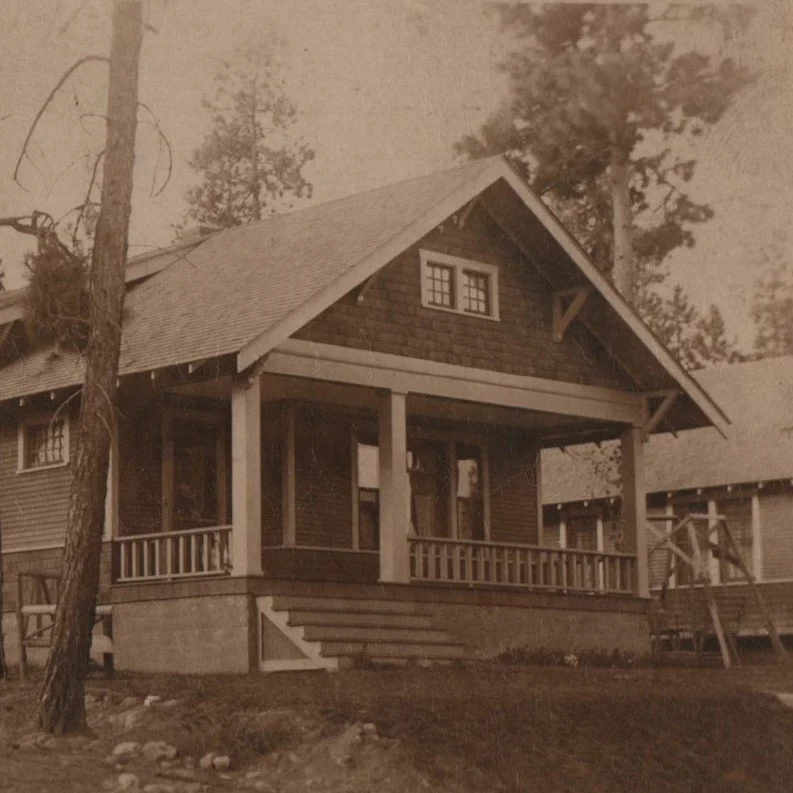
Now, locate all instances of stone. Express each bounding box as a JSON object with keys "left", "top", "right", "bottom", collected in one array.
[
  {"left": 142, "top": 740, "right": 178, "bottom": 764},
  {"left": 122, "top": 706, "right": 147, "bottom": 731},
  {"left": 212, "top": 755, "right": 231, "bottom": 771},
  {"left": 199, "top": 752, "right": 216, "bottom": 769},
  {"left": 329, "top": 724, "right": 361, "bottom": 765},
  {"left": 120, "top": 696, "right": 140, "bottom": 710},
  {"left": 116, "top": 773, "right": 140, "bottom": 790},
  {"left": 144, "top": 695, "right": 162, "bottom": 708},
  {"left": 161, "top": 699, "right": 181, "bottom": 709},
  {"left": 84, "top": 694, "right": 98, "bottom": 710},
  {"left": 113, "top": 741, "right": 142, "bottom": 758},
  {"left": 361, "top": 722, "right": 378, "bottom": 737},
  {"left": 183, "top": 756, "right": 196, "bottom": 768}
]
